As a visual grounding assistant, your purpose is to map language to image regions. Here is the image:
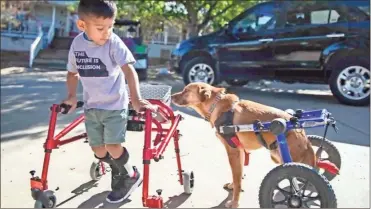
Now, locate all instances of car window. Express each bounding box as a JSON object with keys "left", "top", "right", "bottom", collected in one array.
[
  {"left": 286, "top": 5, "right": 346, "bottom": 27},
  {"left": 232, "top": 3, "right": 278, "bottom": 34},
  {"left": 311, "top": 9, "right": 341, "bottom": 24},
  {"left": 346, "top": 5, "right": 370, "bottom": 22}
]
